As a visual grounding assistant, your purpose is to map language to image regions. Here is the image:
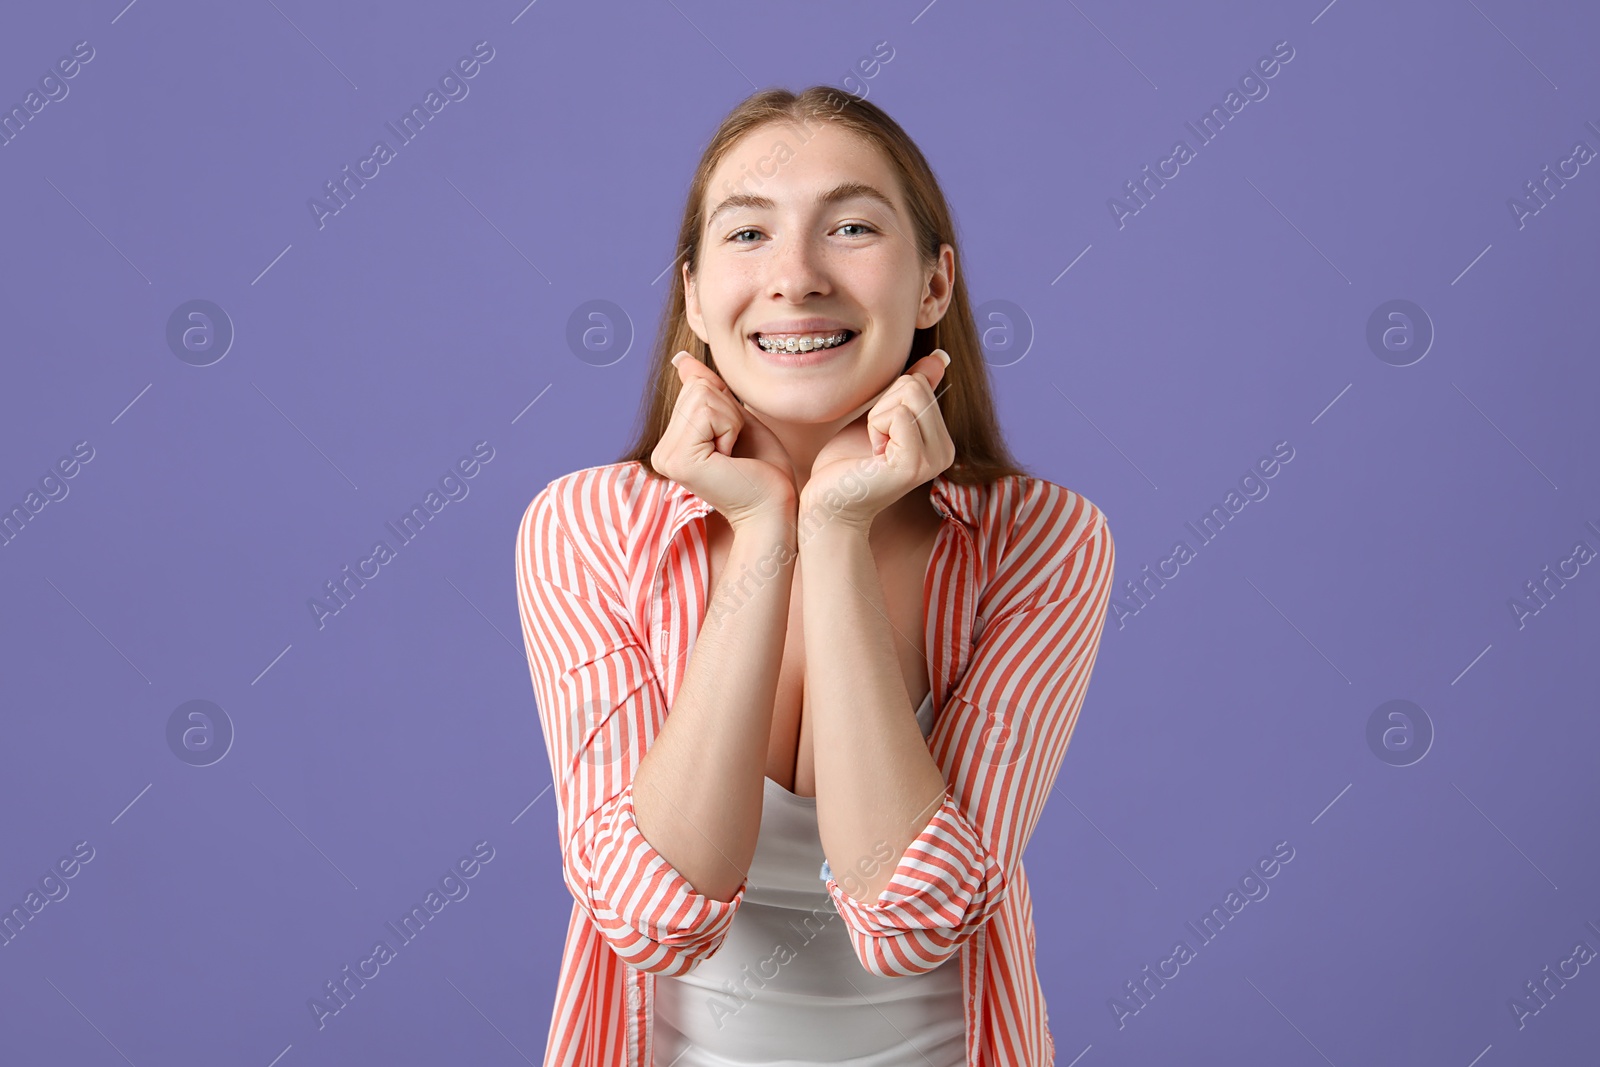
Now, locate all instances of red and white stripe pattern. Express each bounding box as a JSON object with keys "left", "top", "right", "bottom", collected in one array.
[{"left": 516, "top": 460, "right": 1115, "bottom": 1066}]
